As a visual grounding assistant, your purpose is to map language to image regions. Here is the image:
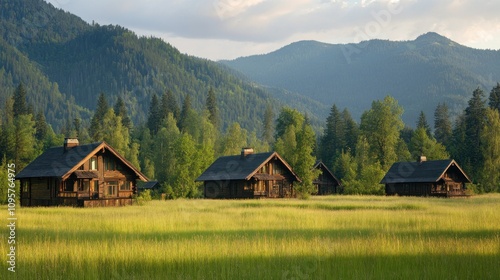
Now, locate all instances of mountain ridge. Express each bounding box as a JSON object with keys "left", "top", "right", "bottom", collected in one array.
[
  {"left": 0, "top": 0, "right": 328, "bottom": 133},
  {"left": 221, "top": 32, "right": 500, "bottom": 125}
]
